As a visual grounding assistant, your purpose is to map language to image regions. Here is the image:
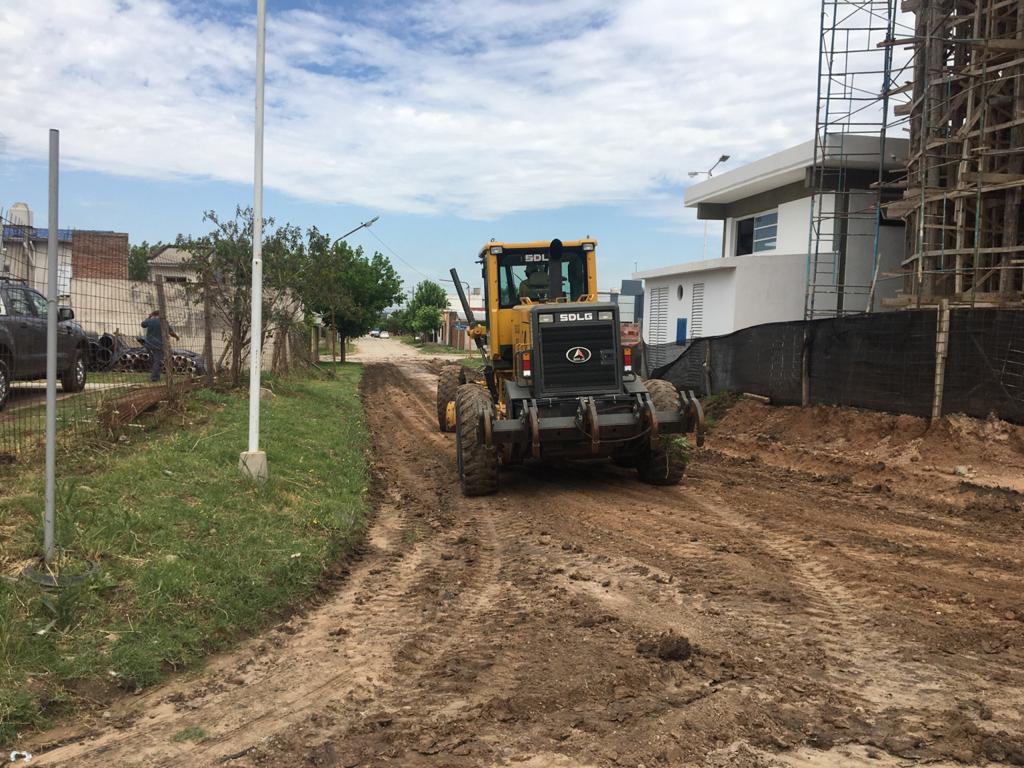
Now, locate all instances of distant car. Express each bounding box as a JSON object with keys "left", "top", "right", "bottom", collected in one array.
[
  {"left": 379, "top": 331, "right": 391, "bottom": 339},
  {"left": 369, "top": 329, "right": 381, "bottom": 338},
  {"left": 0, "top": 279, "right": 89, "bottom": 410}
]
